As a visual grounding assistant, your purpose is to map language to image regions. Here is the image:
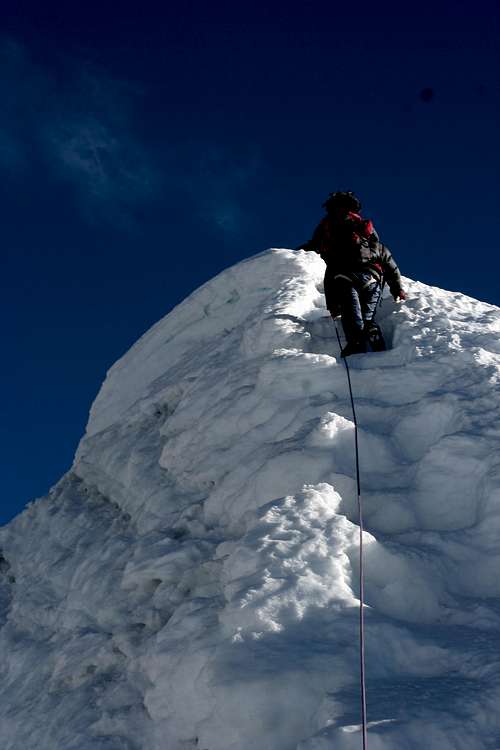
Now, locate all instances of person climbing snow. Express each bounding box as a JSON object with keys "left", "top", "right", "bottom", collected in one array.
[{"left": 297, "top": 191, "right": 406, "bottom": 357}]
